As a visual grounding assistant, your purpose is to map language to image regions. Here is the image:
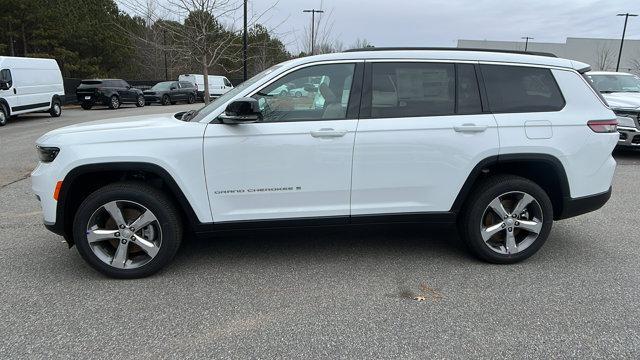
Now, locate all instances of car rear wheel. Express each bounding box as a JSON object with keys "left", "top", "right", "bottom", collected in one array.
[
  {"left": 49, "top": 98, "right": 62, "bottom": 117},
  {"left": 0, "top": 104, "right": 7, "bottom": 126},
  {"left": 162, "top": 95, "right": 171, "bottom": 106},
  {"left": 459, "top": 175, "right": 553, "bottom": 264},
  {"left": 73, "top": 182, "right": 182, "bottom": 278},
  {"left": 108, "top": 95, "right": 120, "bottom": 109},
  {"left": 136, "top": 95, "right": 145, "bottom": 107},
  {"left": 187, "top": 94, "right": 195, "bottom": 104},
  {"left": 81, "top": 102, "right": 93, "bottom": 110}
]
